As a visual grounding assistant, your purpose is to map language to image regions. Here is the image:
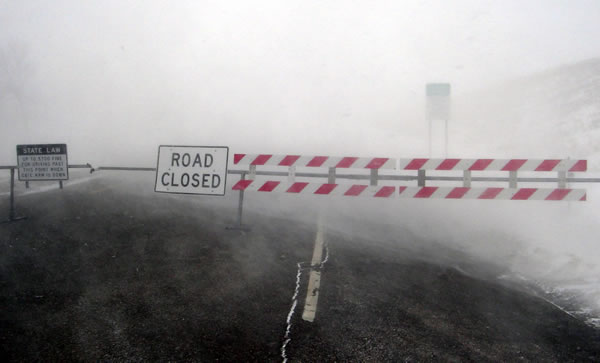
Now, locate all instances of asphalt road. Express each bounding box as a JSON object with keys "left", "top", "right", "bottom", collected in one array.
[{"left": 1, "top": 172, "right": 599, "bottom": 361}]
